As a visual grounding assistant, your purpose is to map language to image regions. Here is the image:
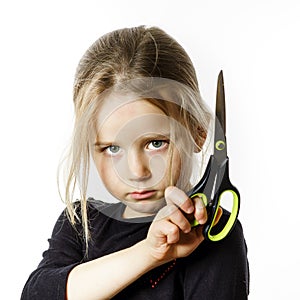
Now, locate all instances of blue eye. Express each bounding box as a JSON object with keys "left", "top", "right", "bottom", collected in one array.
[
  {"left": 147, "top": 140, "right": 168, "bottom": 150},
  {"left": 152, "top": 141, "right": 163, "bottom": 148},
  {"left": 106, "top": 145, "right": 121, "bottom": 155}
]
